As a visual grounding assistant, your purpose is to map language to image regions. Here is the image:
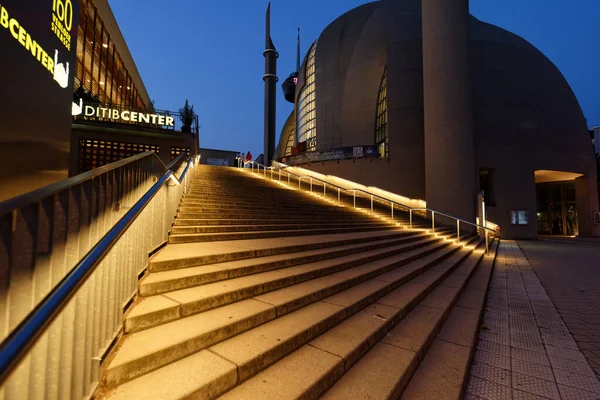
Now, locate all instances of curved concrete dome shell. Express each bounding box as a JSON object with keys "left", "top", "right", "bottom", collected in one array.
[{"left": 279, "top": 0, "right": 598, "bottom": 239}]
